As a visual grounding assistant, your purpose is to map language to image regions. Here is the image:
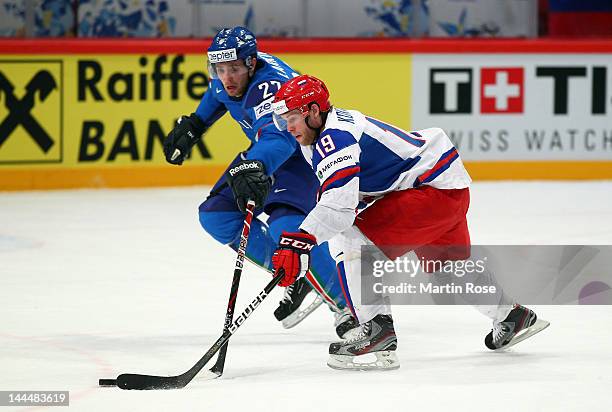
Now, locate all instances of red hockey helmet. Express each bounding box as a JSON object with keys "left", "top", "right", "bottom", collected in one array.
[{"left": 272, "top": 75, "right": 330, "bottom": 130}]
